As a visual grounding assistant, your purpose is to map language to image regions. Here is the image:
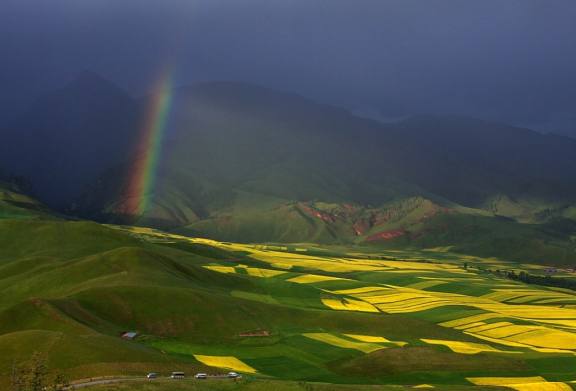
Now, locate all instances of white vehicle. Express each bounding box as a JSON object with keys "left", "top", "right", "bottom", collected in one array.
[
  {"left": 146, "top": 372, "right": 158, "bottom": 379},
  {"left": 170, "top": 371, "right": 185, "bottom": 379},
  {"left": 227, "top": 371, "right": 240, "bottom": 378},
  {"left": 194, "top": 373, "right": 208, "bottom": 379}
]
